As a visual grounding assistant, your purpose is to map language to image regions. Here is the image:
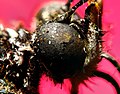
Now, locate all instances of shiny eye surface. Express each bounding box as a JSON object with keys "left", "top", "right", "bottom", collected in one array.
[{"left": 34, "top": 22, "right": 86, "bottom": 81}]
